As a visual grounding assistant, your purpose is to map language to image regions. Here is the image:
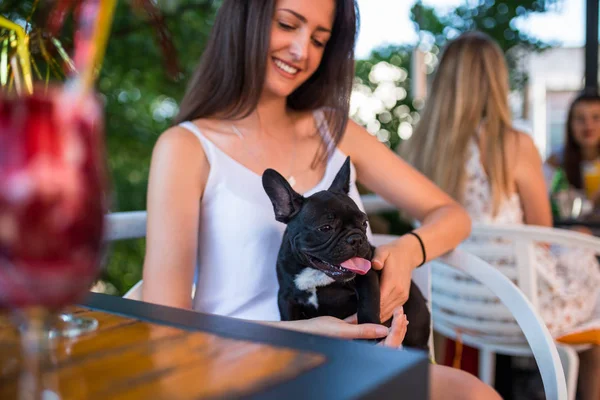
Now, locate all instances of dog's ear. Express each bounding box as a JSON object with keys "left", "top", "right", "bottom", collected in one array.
[
  {"left": 262, "top": 169, "right": 304, "bottom": 224},
  {"left": 328, "top": 156, "right": 351, "bottom": 194}
]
